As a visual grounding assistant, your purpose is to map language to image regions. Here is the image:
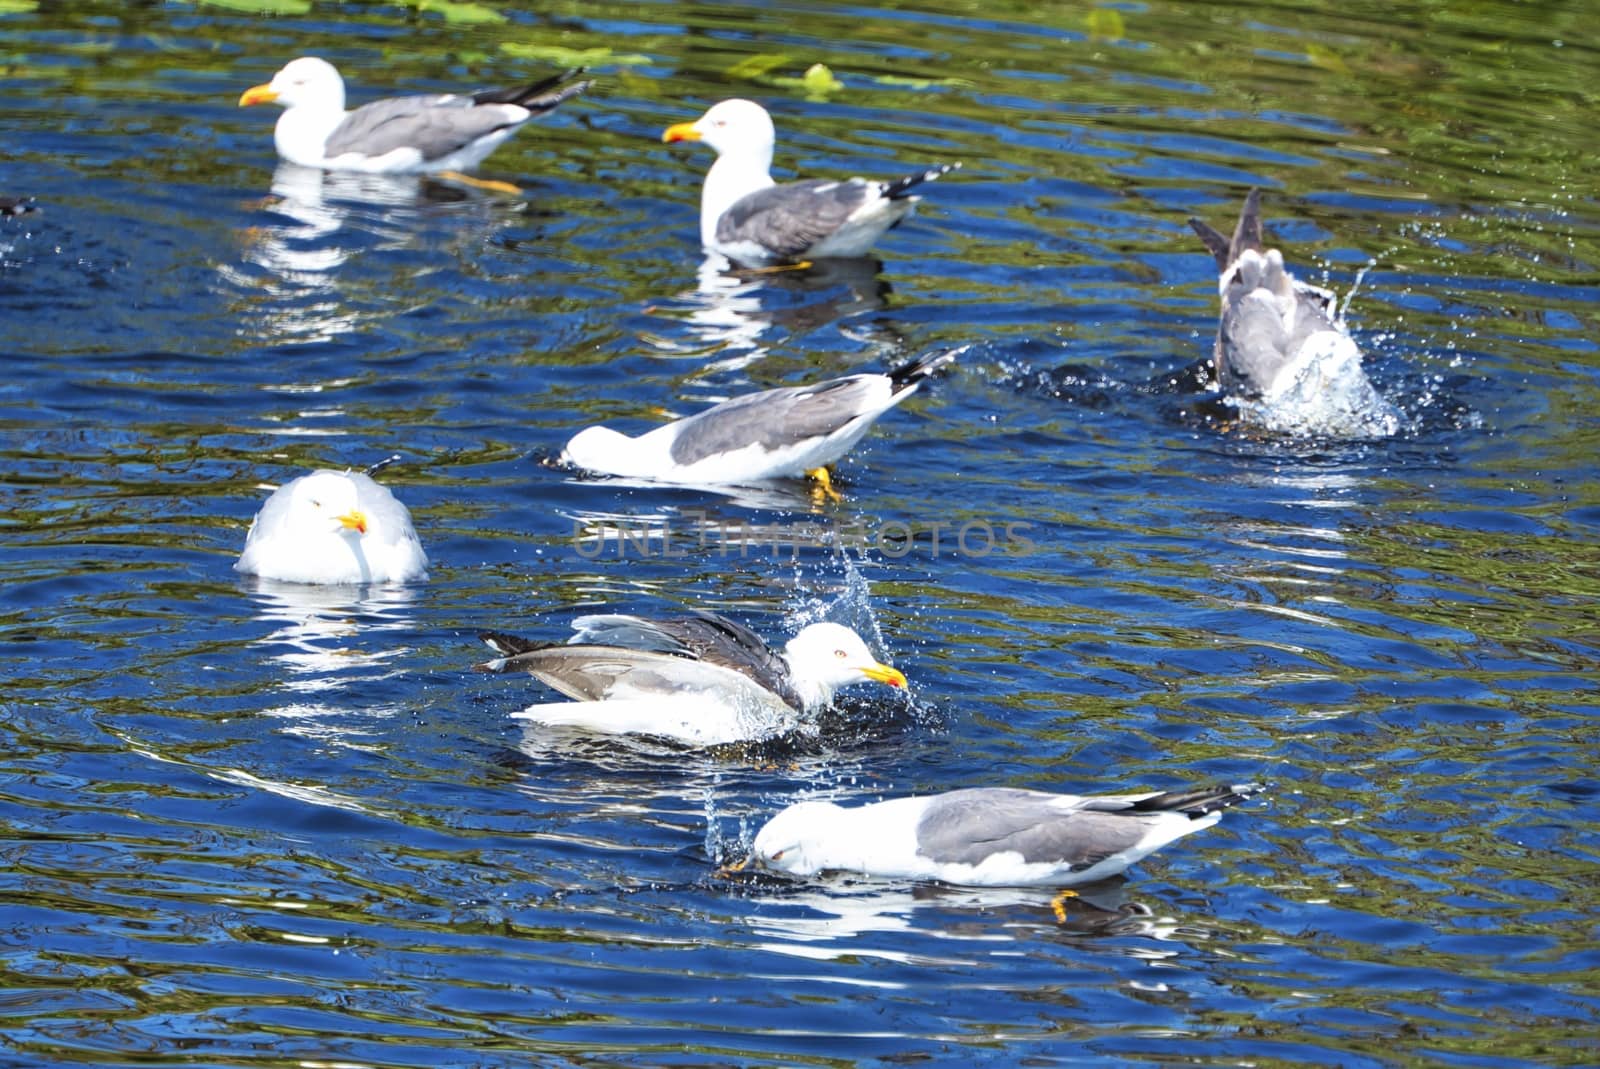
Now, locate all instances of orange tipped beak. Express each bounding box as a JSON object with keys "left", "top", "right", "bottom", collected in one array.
[
  {"left": 239, "top": 83, "right": 278, "bottom": 107},
  {"left": 336, "top": 510, "right": 368, "bottom": 535},
  {"left": 861, "top": 662, "right": 907, "bottom": 689},
  {"left": 662, "top": 121, "right": 701, "bottom": 144}
]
